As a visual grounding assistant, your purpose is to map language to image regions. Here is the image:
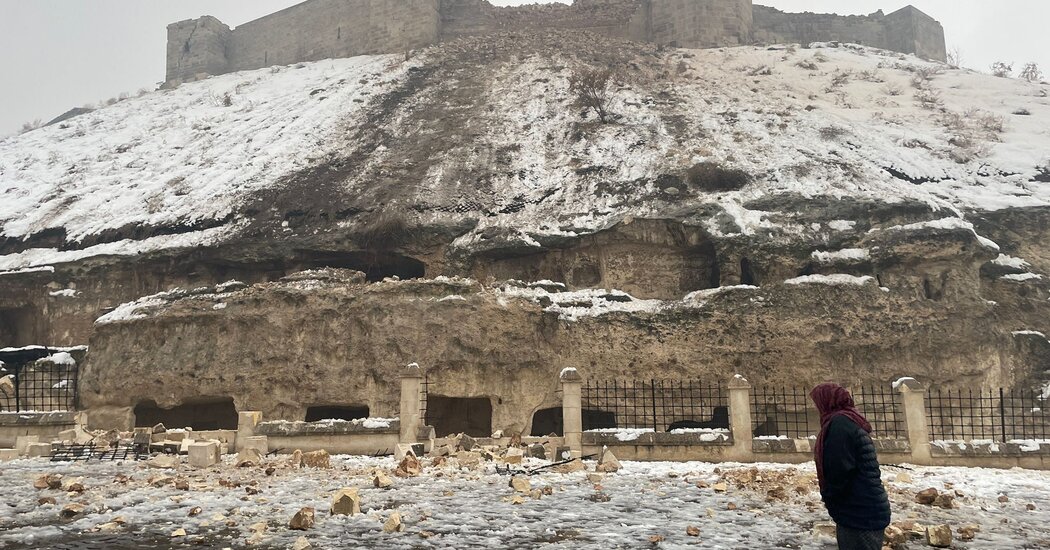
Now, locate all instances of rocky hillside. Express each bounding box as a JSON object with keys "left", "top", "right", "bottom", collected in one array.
[{"left": 2, "top": 32, "right": 1049, "bottom": 404}]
